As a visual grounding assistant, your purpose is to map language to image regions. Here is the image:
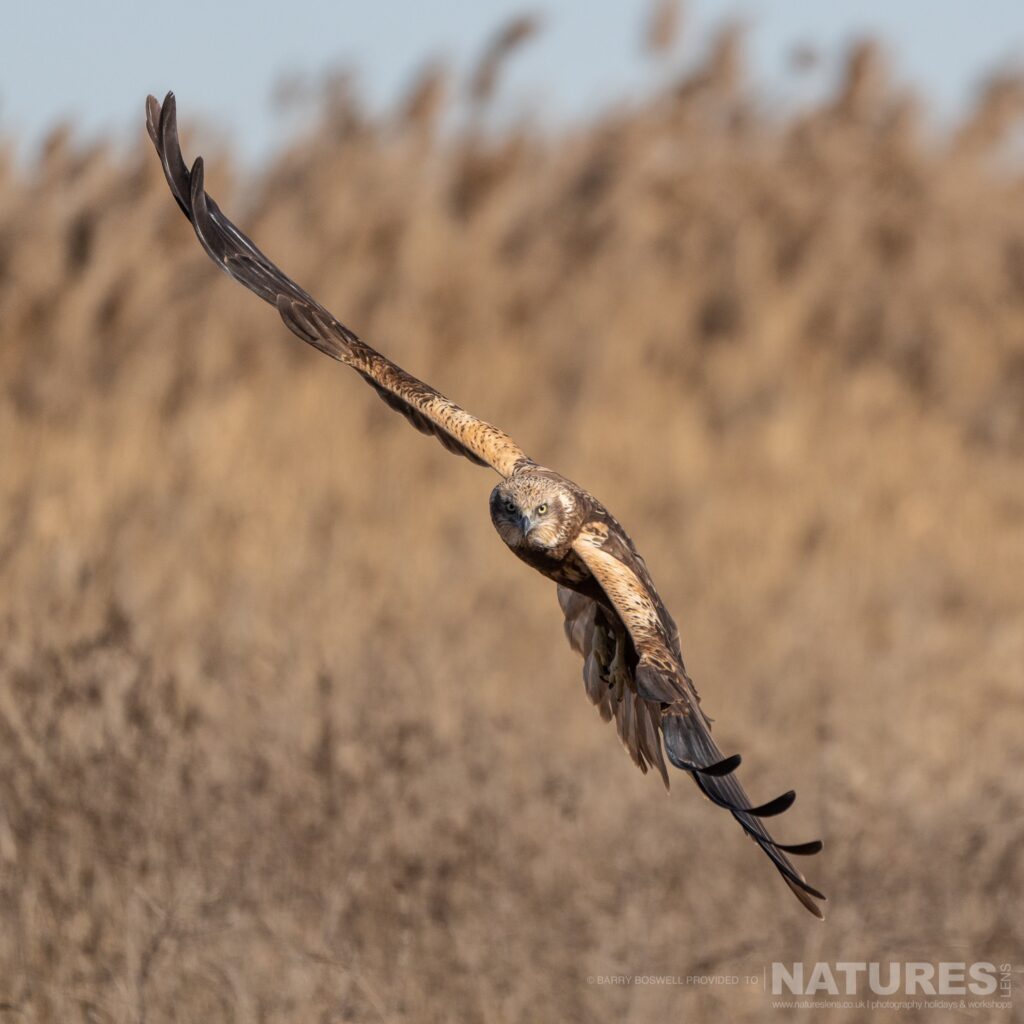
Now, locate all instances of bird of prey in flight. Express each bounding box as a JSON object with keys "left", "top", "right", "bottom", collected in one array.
[{"left": 146, "top": 92, "right": 826, "bottom": 918}]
